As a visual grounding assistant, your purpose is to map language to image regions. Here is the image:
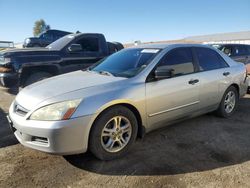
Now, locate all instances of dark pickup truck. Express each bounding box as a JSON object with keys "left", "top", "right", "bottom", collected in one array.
[
  {"left": 23, "top": 29, "right": 71, "bottom": 48},
  {"left": 0, "top": 33, "right": 123, "bottom": 88}
]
